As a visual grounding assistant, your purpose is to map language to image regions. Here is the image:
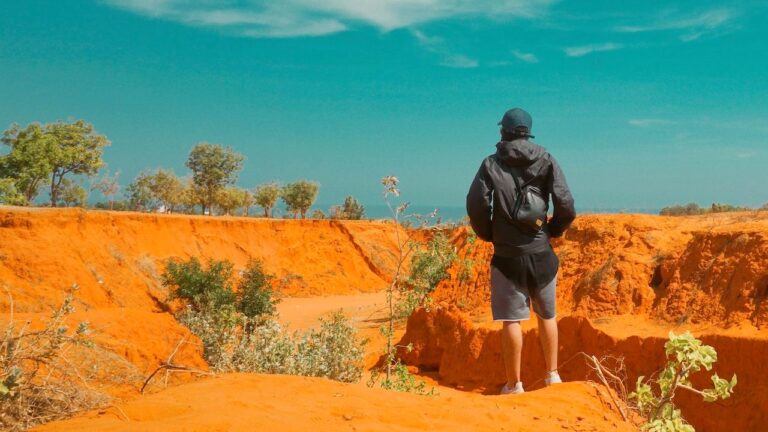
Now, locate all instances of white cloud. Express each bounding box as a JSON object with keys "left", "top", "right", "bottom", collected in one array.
[
  {"left": 441, "top": 54, "right": 479, "bottom": 68},
  {"left": 563, "top": 42, "right": 622, "bottom": 57},
  {"left": 628, "top": 118, "right": 675, "bottom": 127},
  {"left": 615, "top": 8, "right": 736, "bottom": 42},
  {"left": 410, "top": 29, "right": 478, "bottom": 68},
  {"left": 103, "top": 0, "right": 555, "bottom": 38},
  {"left": 512, "top": 49, "right": 539, "bottom": 63}
]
